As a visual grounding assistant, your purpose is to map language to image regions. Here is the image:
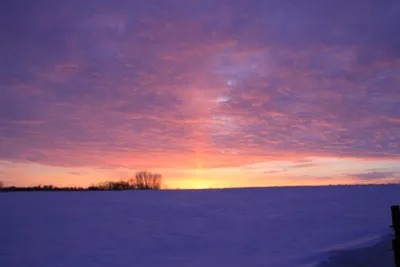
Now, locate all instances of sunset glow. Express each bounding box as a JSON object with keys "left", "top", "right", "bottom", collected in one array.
[{"left": 0, "top": 0, "right": 399, "bottom": 188}]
